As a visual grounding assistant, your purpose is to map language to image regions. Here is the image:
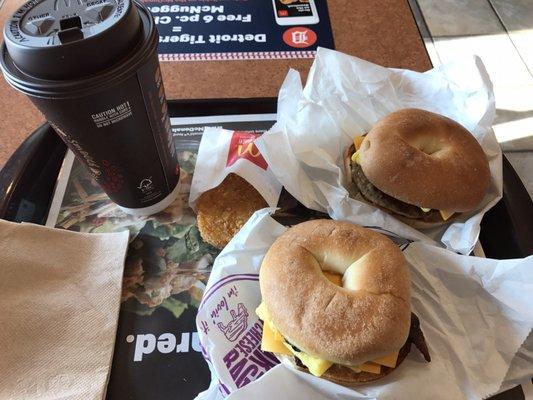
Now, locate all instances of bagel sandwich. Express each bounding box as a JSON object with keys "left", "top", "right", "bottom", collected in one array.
[
  {"left": 256, "top": 220, "right": 430, "bottom": 386},
  {"left": 344, "top": 108, "right": 491, "bottom": 229}
]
